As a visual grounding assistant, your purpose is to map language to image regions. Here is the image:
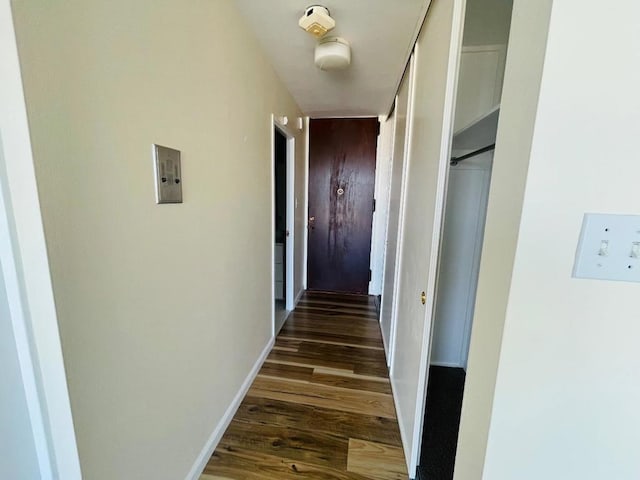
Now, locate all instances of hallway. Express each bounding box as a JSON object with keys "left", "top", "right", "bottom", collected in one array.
[{"left": 200, "top": 291, "right": 407, "bottom": 480}]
